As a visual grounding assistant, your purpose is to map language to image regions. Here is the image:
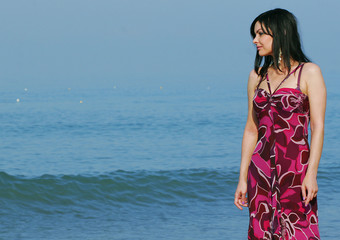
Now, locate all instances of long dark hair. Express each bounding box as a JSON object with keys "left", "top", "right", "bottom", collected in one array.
[{"left": 250, "top": 8, "right": 310, "bottom": 78}]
